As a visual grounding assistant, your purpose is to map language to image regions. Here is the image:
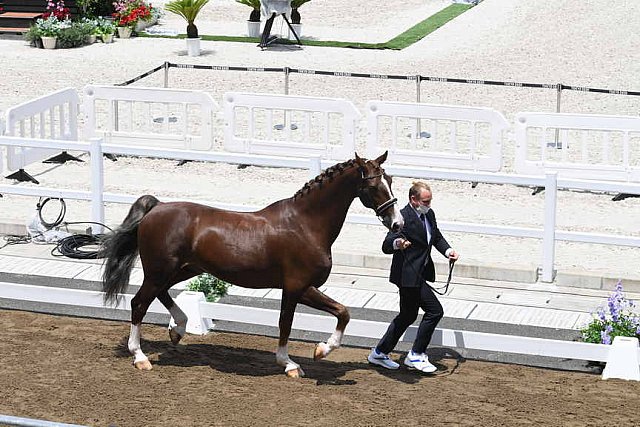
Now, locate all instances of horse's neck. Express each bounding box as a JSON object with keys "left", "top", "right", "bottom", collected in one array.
[{"left": 297, "top": 169, "right": 359, "bottom": 248}]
